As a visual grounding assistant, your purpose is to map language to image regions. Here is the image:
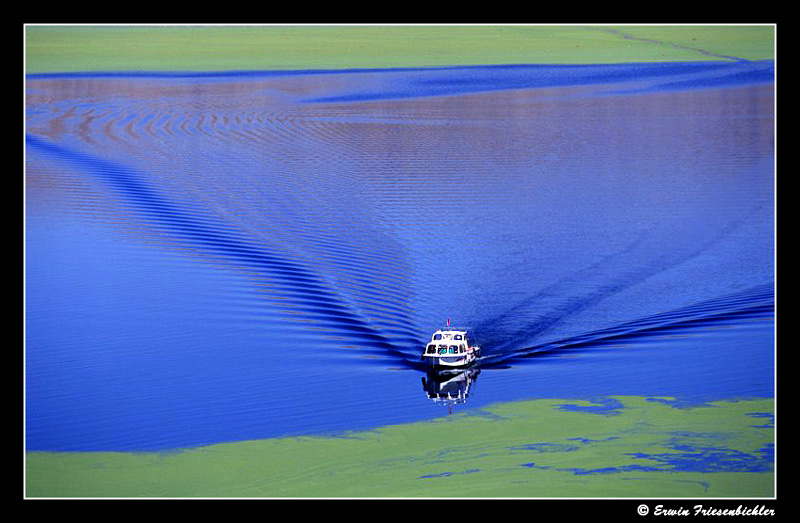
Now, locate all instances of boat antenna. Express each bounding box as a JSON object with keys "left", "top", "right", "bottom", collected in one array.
[{"left": 447, "top": 317, "right": 450, "bottom": 327}]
